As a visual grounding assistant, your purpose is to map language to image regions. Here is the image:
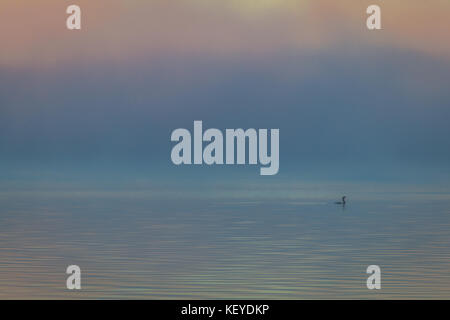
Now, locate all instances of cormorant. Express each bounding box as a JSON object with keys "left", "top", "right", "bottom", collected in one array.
[{"left": 335, "top": 196, "right": 346, "bottom": 205}]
